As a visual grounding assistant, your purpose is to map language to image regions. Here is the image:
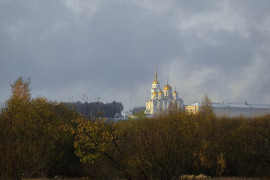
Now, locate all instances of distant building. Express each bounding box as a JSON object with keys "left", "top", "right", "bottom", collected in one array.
[
  {"left": 186, "top": 102, "right": 270, "bottom": 118},
  {"left": 145, "top": 67, "right": 184, "bottom": 115},
  {"left": 124, "top": 110, "right": 133, "bottom": 118}
]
